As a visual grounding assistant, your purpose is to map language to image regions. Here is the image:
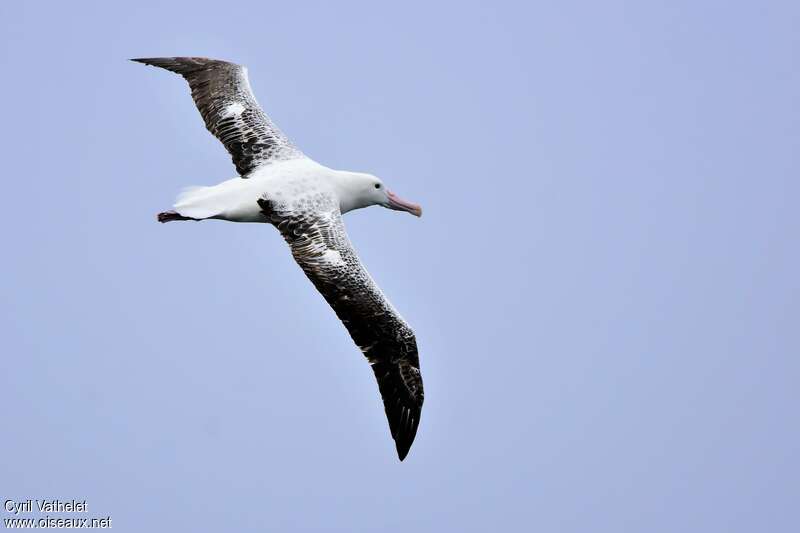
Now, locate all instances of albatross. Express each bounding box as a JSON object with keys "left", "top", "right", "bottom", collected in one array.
[{"left": 133, "top": 57, "right": 424, "bottom": 460}]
